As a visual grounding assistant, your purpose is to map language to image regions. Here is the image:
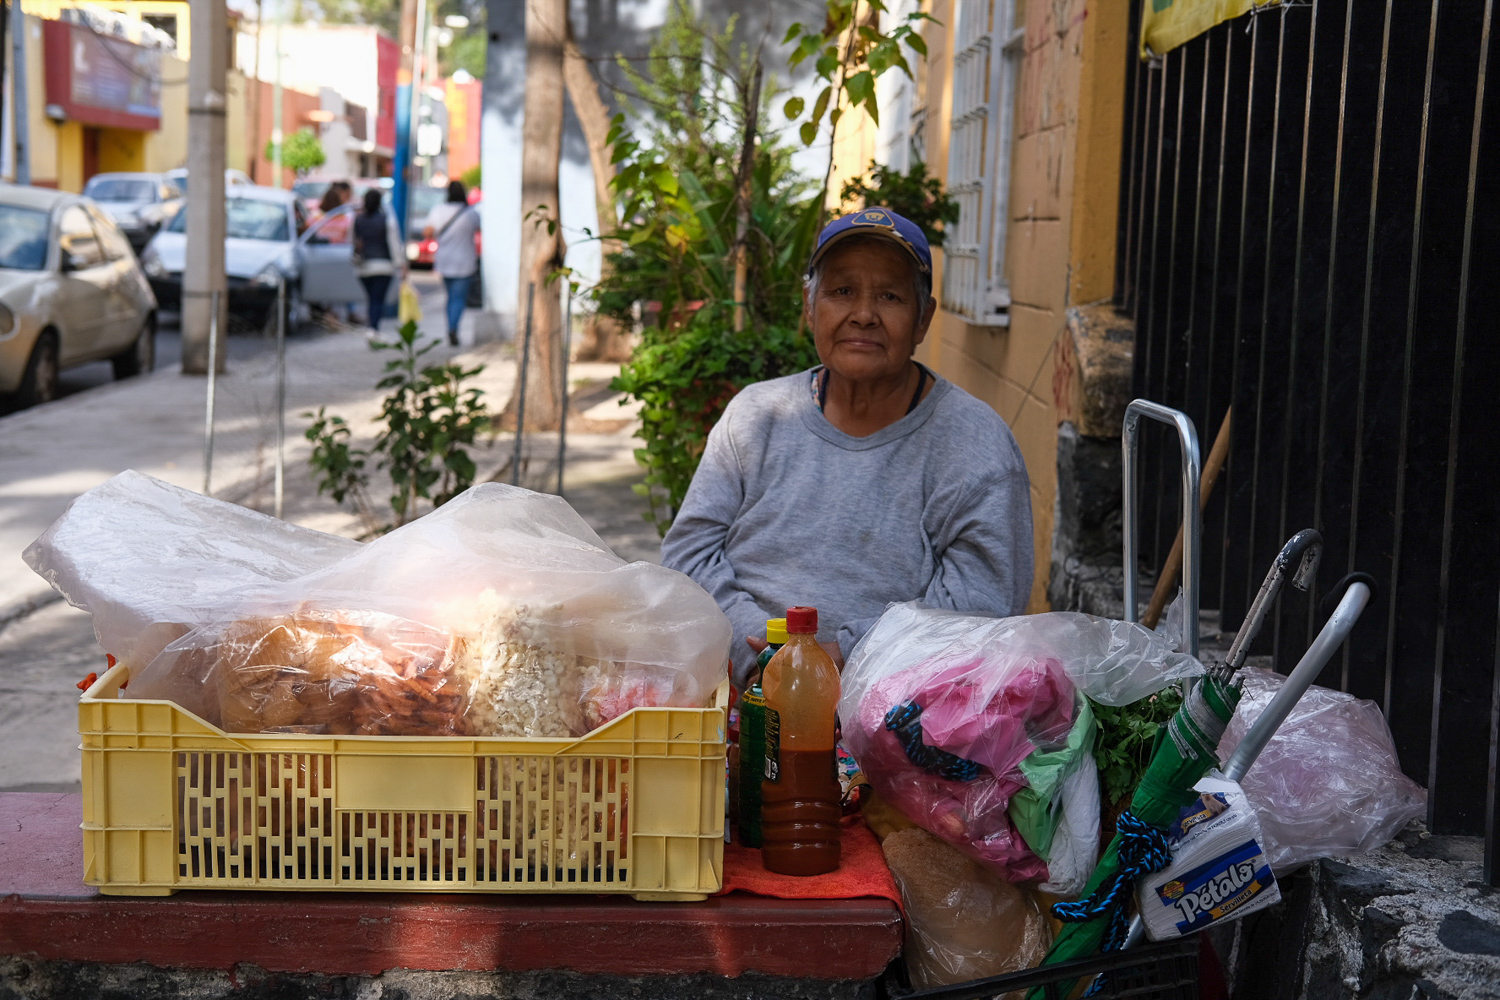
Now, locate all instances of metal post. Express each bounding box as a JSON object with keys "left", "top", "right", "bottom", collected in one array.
[
  {"left": 10, "top": 0, "right": 27, "bottom": 185},
  {"left": 203, "top": 291, "right": 220, "bottom": 495},
  {"left": 274, "top": 278, "right": 286, "bottom": 518},
  {"left": 1122, "top": 399, "right": 1202, "bottom": 658},
  {"left": 271, "top": 0, "right": 282, "bottom": 186},
  {"left": 184, "top": 0, "right": 228, "bottom": 373},
  {"left": 512, "top": 282, "right": 533, "bottom": 486},
  {"left": 556, "top": 282, "right": 571, "bottom": 496}
]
